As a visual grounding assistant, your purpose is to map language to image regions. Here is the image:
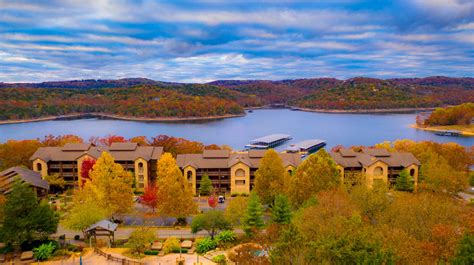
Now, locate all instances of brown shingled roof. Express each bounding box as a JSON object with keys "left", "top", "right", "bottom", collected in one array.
[
  {"left": 330, "top": 149, "right": 420, "bottom": 168},
  {"left": 177, "top": 151, "right": 301, "bottom": 169},
  {"left": 0, "top": 166, "right": 49, "bottom": 193},
  {"left": 30, "top": 144, "right": 163, "bottom": 162}
]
